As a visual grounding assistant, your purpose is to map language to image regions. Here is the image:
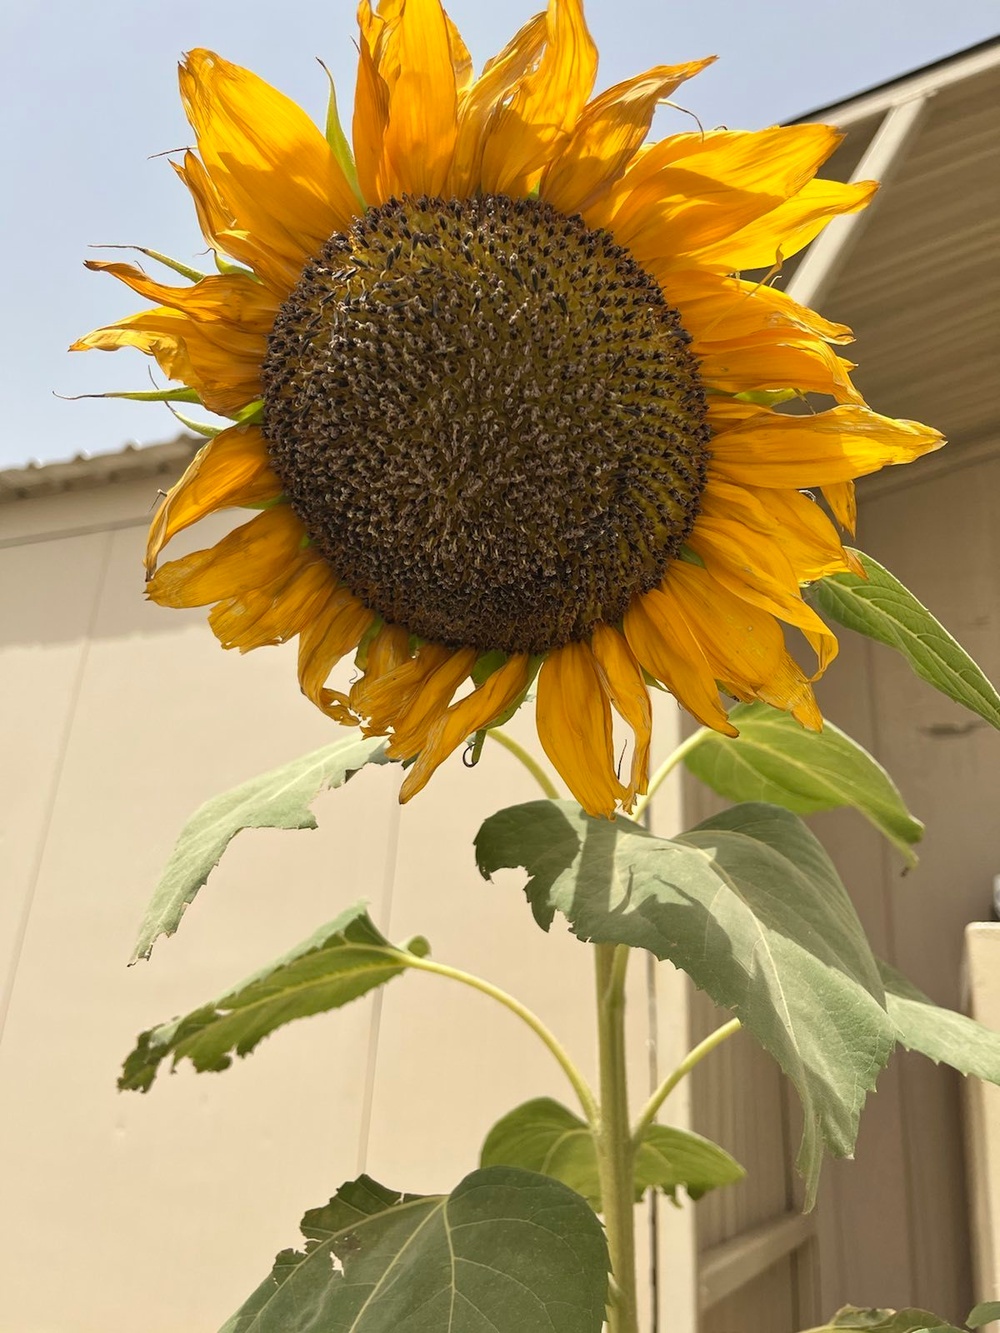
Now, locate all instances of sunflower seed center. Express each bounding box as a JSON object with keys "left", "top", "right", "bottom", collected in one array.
[{"left": 262, "top": 195, "right": 709, "bottom": 654}]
